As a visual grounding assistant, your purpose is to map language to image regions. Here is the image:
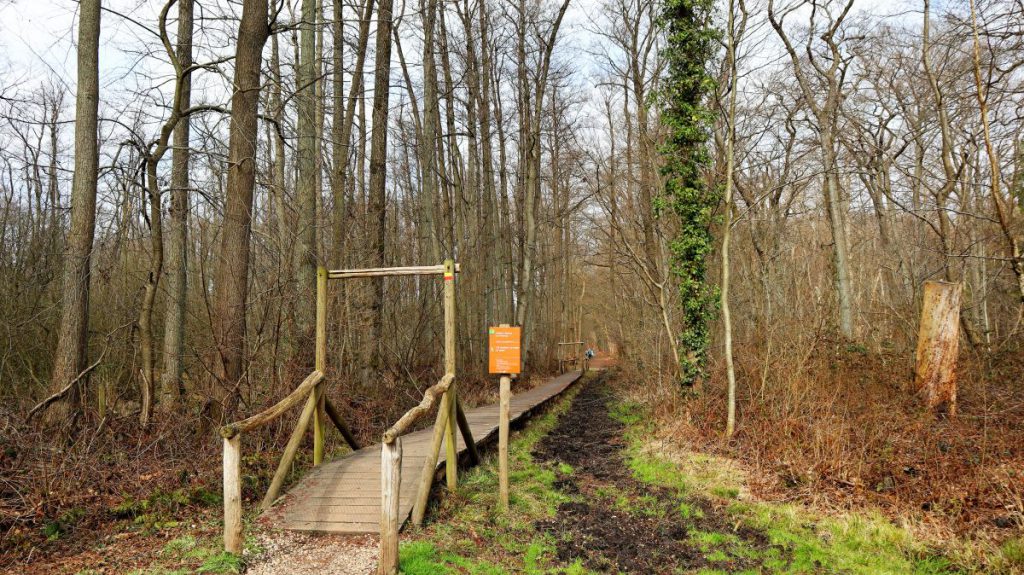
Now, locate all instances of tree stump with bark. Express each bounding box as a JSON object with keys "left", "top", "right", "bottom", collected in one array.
[{"left": 913, "top": 281, "right": 961, "bottom": 416}]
